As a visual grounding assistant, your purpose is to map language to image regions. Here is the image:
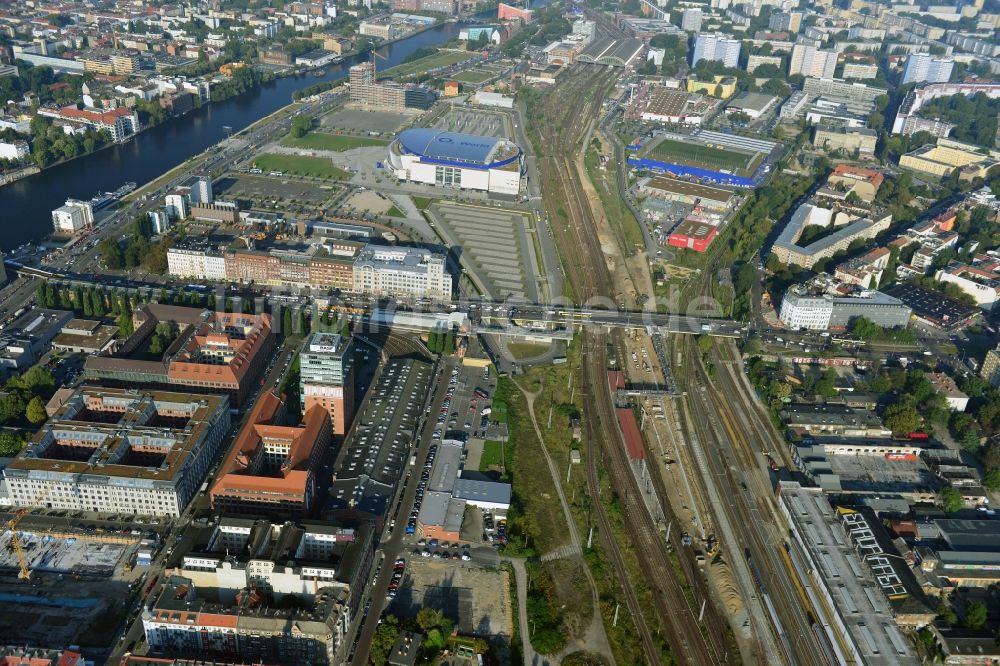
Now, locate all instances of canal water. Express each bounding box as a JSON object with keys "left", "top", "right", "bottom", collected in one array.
[{"left": 0, "top": 20, "right": 473, "bottom": 248}]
